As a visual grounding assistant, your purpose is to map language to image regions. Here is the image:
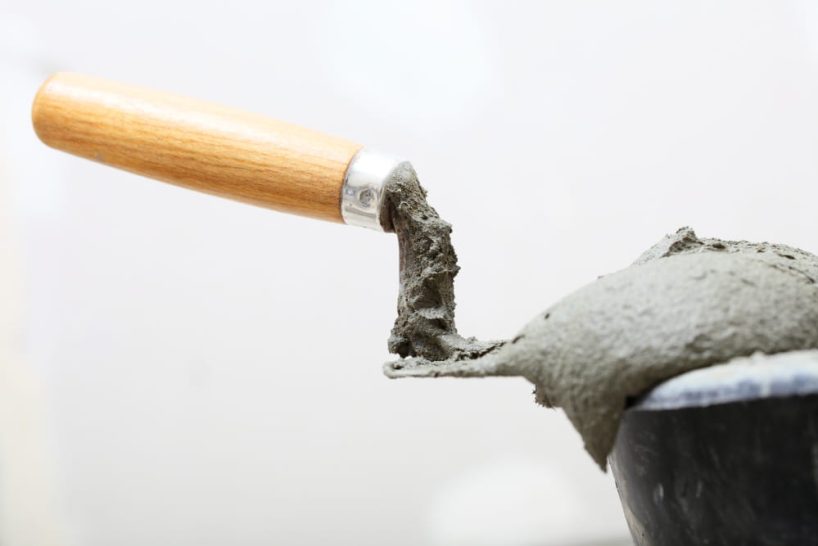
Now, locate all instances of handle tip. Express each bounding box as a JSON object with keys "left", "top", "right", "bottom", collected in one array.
[{"left": 31, "top": 72, "right": 64, "bottom": 145}]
